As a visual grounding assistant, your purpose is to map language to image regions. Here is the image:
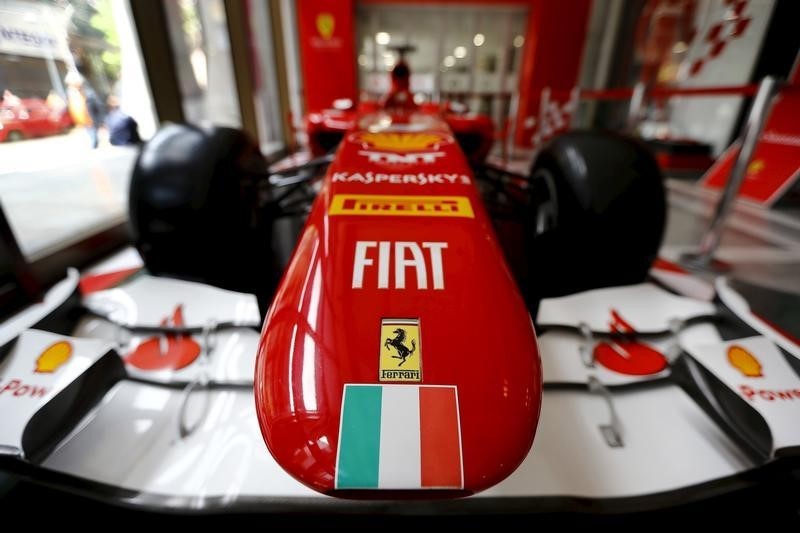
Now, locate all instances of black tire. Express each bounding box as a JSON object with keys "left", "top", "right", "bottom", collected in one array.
[
  {"left": 525, "top": 131, "right": 666, "bottom": 305},
  {"left": 6, "top": 131, "right": 24, "bottom": 142},
  {"left": 129, "top": 124, "right": 278, "bottom": 309}
]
